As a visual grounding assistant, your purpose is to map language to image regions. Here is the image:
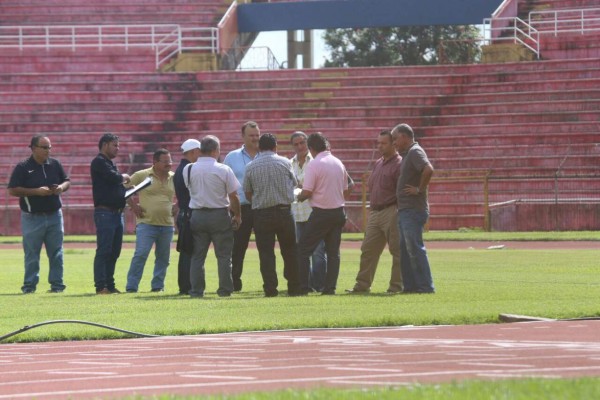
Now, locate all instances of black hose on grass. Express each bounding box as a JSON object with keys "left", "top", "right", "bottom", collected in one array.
[
  {"left": 0, "top": 320, "right": 159, "bottom": 342},
  {"left": 2, "top": 316, "right": 599, "bottom": 343}
]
